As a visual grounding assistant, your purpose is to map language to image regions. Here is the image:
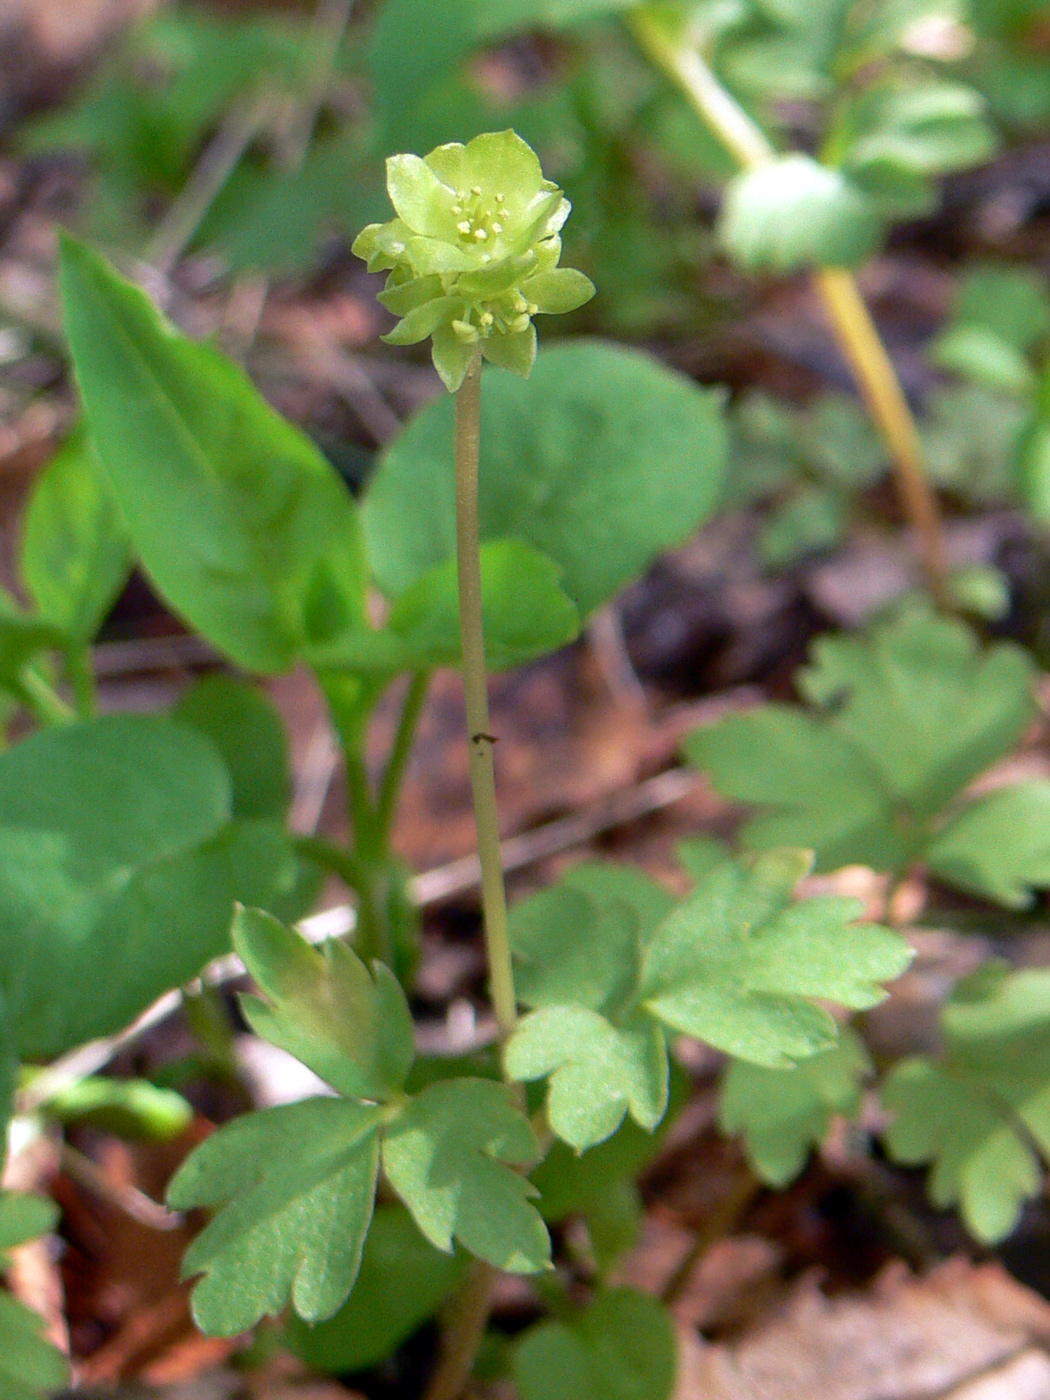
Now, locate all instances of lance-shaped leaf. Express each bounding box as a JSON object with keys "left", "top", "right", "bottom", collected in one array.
[
  {"left": 640, "top": 849, "right": 911, "bottom": 1067},
  {"left": 719, "top": 1029, "right": 872, "bottom": 1186},
  {"left": 234, "top": 907, "right": 415, "bottom": 1103},
  {"left": 60, "top": 237, "right": 367, "bottom": 674},
  {"left": 20, "top": 426, "right": 131, "bottom": 646},
  {"left": 688, "top": 610, "right": 1037, "bottom": 881},
  {"left": 883, "top": 965, "right": 1050, "bottom": 1244},
  {"left": 513, "top": 1287, "right": 677, "bottom": 1400},
  {"left": 382, "top": 1078, "right": 550, "bottom": 1273},
  {"left": 168, "top": 1097, "right": 383, "bottom": 1334}
]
